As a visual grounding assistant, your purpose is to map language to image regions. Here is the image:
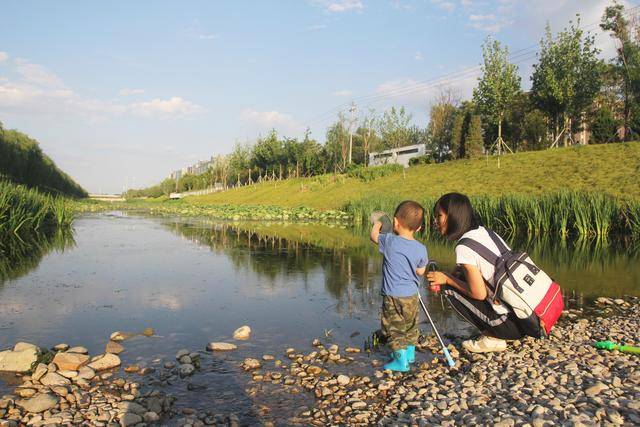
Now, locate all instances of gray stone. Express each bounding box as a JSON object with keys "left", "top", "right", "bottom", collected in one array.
[
  {"left": 179, "top": 363, "right": 195, "bottom": 377},
  {"left": 337, "top": 375, "right": 350, "bottom": 386},
  {"left": 31, "top": 364, "right": 48, "bottom": 382},
  {"left": 119, "top": 413, "right": 142, "bottom": 427},
  {"left": 585, "top": 382, "right": 608, "bottom": 397},
  {"left": 105, "top": 341, "right": 124, "bottom": 355}
]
